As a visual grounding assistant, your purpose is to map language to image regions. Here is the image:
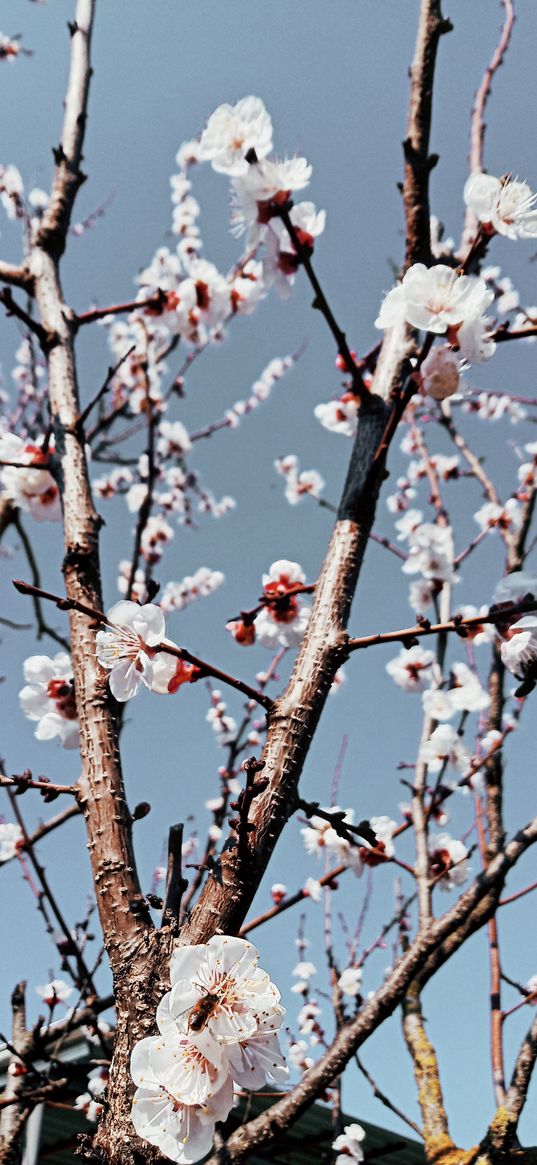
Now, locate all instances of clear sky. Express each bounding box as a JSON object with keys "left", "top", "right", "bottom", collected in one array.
[{"left": 1, "top": 0, "right": 536, "bottom": 1151}]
